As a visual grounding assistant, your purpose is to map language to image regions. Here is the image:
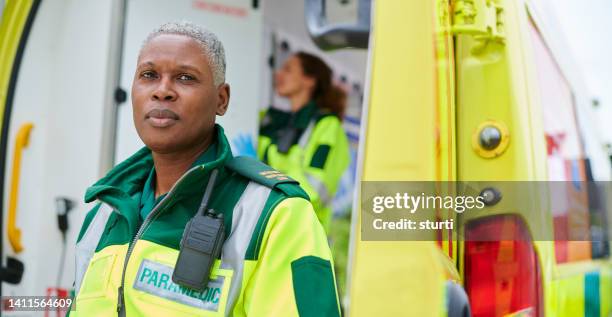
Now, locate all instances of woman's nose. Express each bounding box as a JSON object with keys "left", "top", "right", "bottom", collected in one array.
[{"left": 152, "top": 78, "right": 177, "bottom": 101}]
